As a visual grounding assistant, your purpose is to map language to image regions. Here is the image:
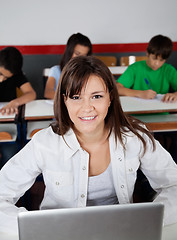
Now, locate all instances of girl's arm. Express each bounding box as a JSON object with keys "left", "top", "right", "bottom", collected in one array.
[
  {"left": 140, "top": 136, "right": 177, "bottom": 225},
  {"left": 44, "top": 76, "right": 56, "bottom": 99},
  {"left": 0, "top": 139, "right": 41, "bottom": 234}
]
